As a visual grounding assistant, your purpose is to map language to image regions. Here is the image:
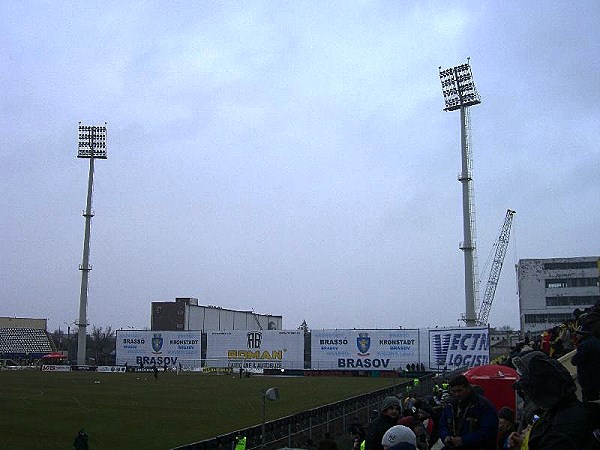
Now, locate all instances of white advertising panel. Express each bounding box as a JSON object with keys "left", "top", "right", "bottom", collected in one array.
[
  {"left": 205, "top": 330, "right": 304, "bottom": 370},
  {"left": 116, "top": 330, "right": 201, "bottom": 368},
  {"left": 97, "top": 366, "right": 127, "bottom": 373},
  {"left": 311, "top": 329, "right": 420, "bottom": 370},
  {"left": 428, "top": 327, "right": 489, "bottom": 370},
  {"left": 41, "top": 365, "right": 71, "bottom": 372}
]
